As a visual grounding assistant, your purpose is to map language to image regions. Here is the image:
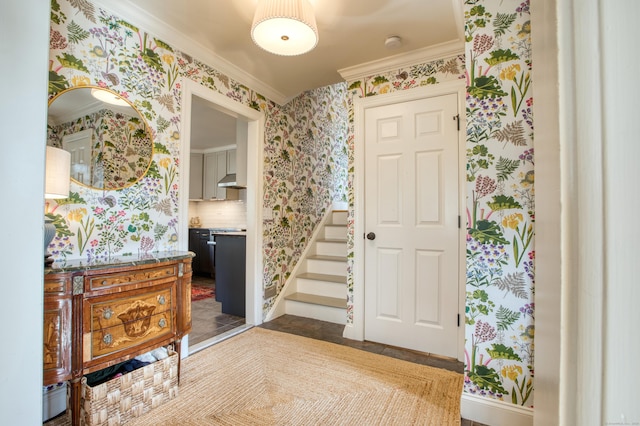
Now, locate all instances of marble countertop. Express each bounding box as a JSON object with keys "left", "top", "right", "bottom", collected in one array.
[{"left": 45, "top": 251, "right": 195, "bottom": 274}]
